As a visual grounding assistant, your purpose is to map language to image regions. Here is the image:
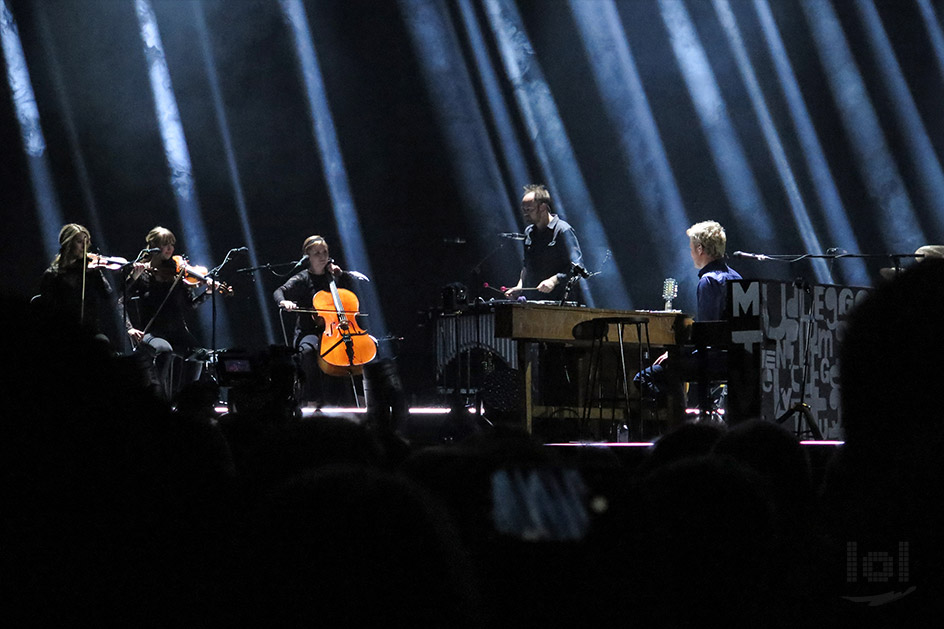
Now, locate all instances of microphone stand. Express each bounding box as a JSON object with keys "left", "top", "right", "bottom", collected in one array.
[
  {"left": 733, "top": 250, "right": 927, "bottom": 281},
  {"left": 560, "top": 267, "right": 583, "bottom": 306},
  {"left": 734, "top": 252, "right": 831, "bottom": 438},
  {"left": 121, "top": 248, "right": 156, "bottom": 354},
  {"left": 469, "top": 239, "right": 510, "bottom": 301},
  {"left": 236, "top": 259, "right": 305, "bottom": 278},
  {"left": 773, "top": 279, "right": 823, "bottom": 440},
  {"left": 560, "top": 259, "right": 597, "bottom": 306},
  {"left": 206, "top": 247, "right": 243, "bottom": 361},
  {"left": 731, "top": 249, "right": 930, "bottom": 439}
]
